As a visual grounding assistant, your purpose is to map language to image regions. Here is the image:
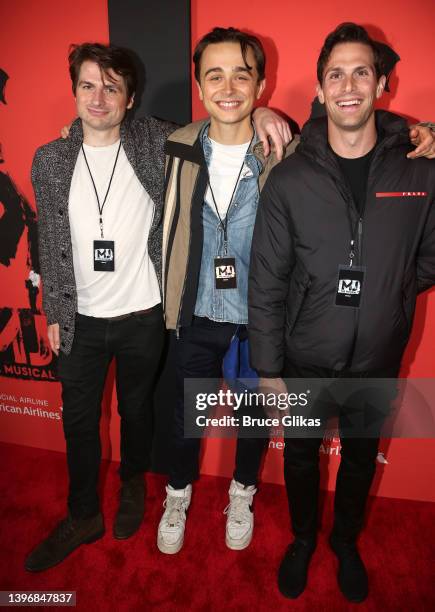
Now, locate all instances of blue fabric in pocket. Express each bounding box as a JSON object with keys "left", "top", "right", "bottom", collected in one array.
[{"left": 223, "top": 331, "right": 258, "bottom": 382}]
